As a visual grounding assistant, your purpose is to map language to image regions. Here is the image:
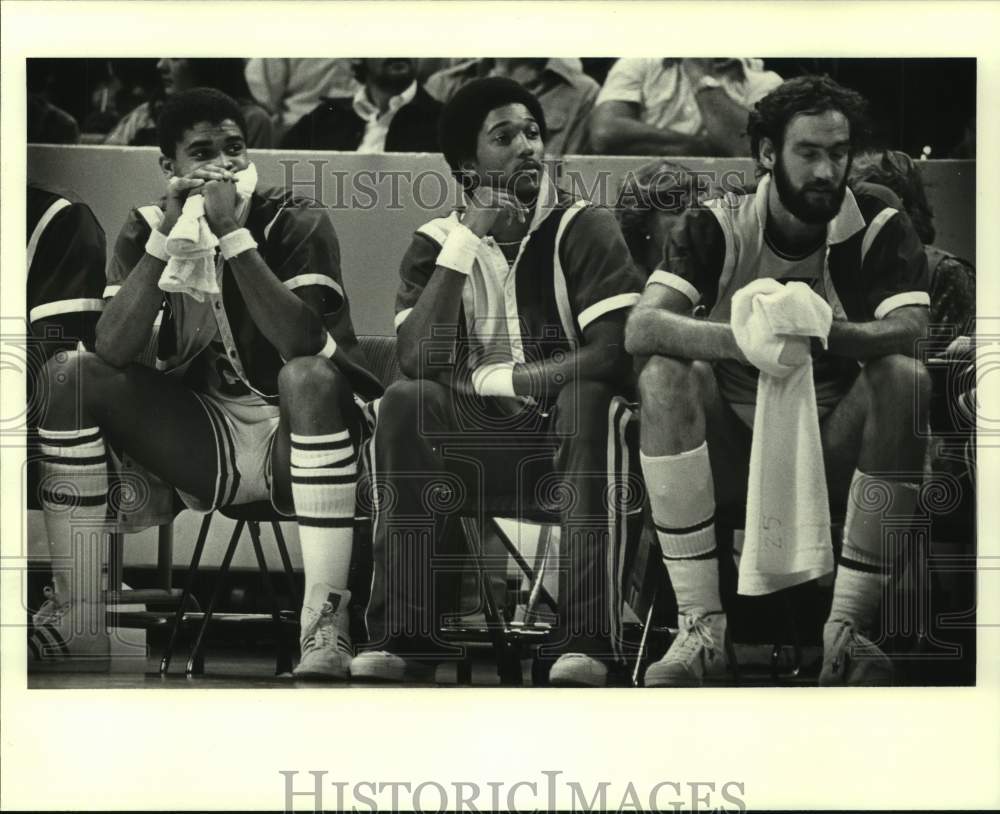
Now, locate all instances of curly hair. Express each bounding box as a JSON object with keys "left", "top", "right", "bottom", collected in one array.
[
  {"left": 747, "top": 75, "right": 872, "bottom": 171},
  {"left": 849, "top": 150, "right": 936, "bottom": 244},
  {"left": 438, "top": 77, "right": 547, "bottom": 190},
  {"left": 157, "top": 87, "right": 247, "bottom": 159}
]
